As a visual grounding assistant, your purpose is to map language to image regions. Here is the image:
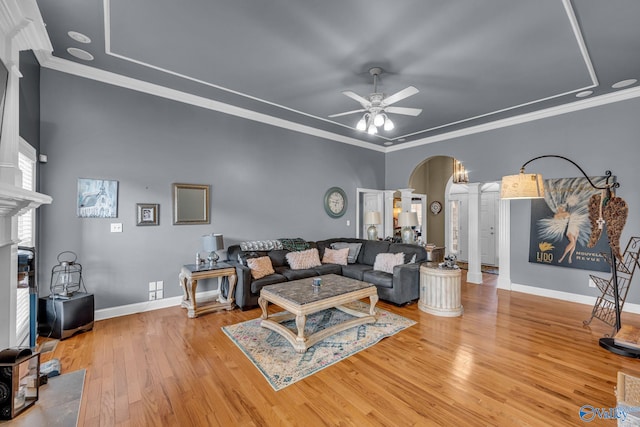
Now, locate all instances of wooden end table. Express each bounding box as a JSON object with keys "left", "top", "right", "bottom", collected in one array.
[{"left": 179, "top": 262, "right": 237, "bottom": 318}]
